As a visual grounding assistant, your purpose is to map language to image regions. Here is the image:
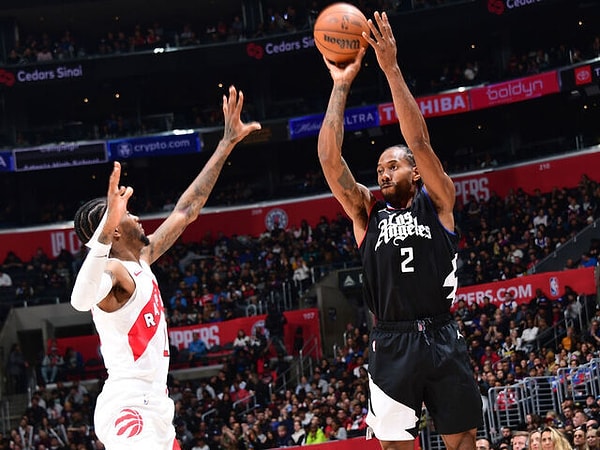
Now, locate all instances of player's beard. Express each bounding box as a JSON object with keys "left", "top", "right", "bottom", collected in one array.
[{"left": 140, "top": 234, "right": 150, "bottom": 246}]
